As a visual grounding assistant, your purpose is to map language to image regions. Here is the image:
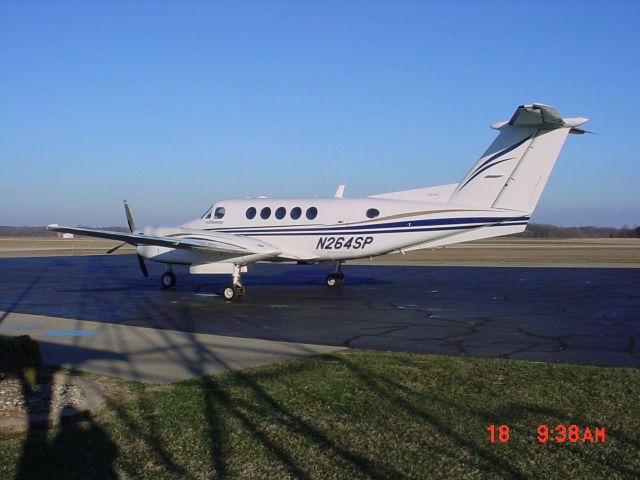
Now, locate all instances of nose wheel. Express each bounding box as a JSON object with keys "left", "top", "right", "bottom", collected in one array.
[
  {"left": 325, "top": 273, "right": 344, "bottom": 287},
  {"left": 325, "top": 262, "right": 344, "bottom": 287},
  {"left": 223, "top": 284, "right": 245, "bottom": 301},
  {"left": 161, "top": 271, "right": 177, "bottom": 289},
  {"left": 222, "top": 264, "right": 246, "bottom": 302}
]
